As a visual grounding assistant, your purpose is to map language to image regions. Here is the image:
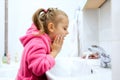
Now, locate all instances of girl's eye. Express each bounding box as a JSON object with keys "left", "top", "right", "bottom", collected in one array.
[{"left": 64, "top": 28, "right": 66, "bottom": 30}]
